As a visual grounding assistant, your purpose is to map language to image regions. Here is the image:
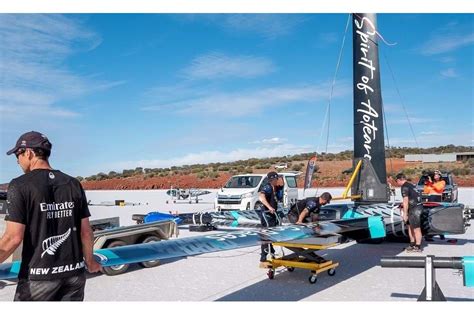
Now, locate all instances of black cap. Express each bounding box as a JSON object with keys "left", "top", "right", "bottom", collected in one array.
[
  {"left": 6, "top": 131, "right": 52, "bottom": 156},
  {"left": 396, "top": 173, "right": 406, "bottom": 180},
  {"left": 267, "top": 171, "right": 279, "bottom": 181}
]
